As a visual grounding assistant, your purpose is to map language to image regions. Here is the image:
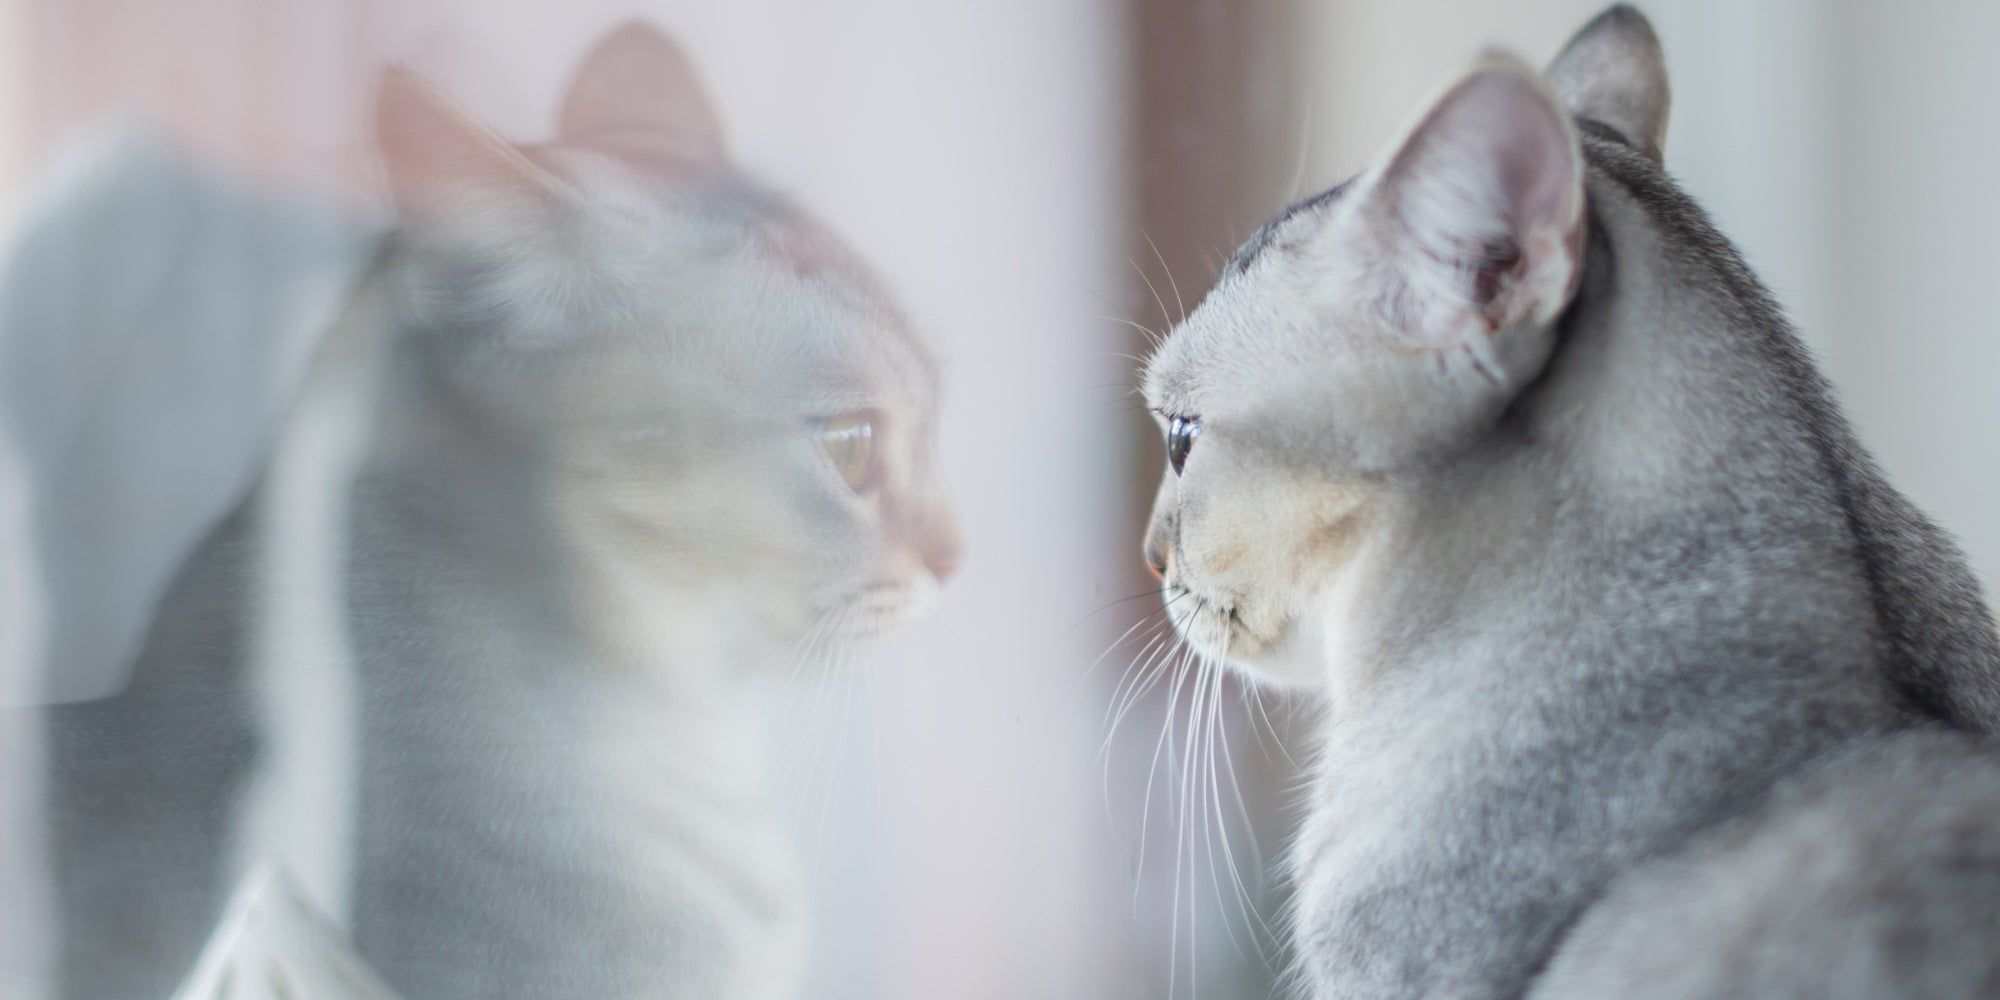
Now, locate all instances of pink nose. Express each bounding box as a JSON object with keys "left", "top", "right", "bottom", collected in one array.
[
  {"left": 919, "top": 519, "right": 962, "bottom": 583},
  {"left": 924, "top": 541, "right": 960, "bottom": 583}
]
